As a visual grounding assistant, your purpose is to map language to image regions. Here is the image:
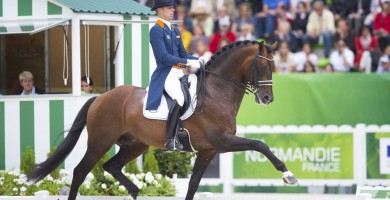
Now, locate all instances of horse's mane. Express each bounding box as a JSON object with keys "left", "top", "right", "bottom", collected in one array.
[
  {"left": 195, "top": 40, "right": 273, "bottom": 111},
  {"left": 205, "top": 40, "right": 273, "bottom": 69}
]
